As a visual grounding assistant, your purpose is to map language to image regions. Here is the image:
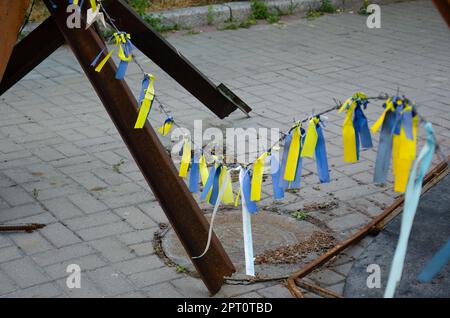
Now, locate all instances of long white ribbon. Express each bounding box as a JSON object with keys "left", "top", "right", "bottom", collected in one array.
[{"left": 239, "top": 167, "right": 255, "bottom": 276}]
